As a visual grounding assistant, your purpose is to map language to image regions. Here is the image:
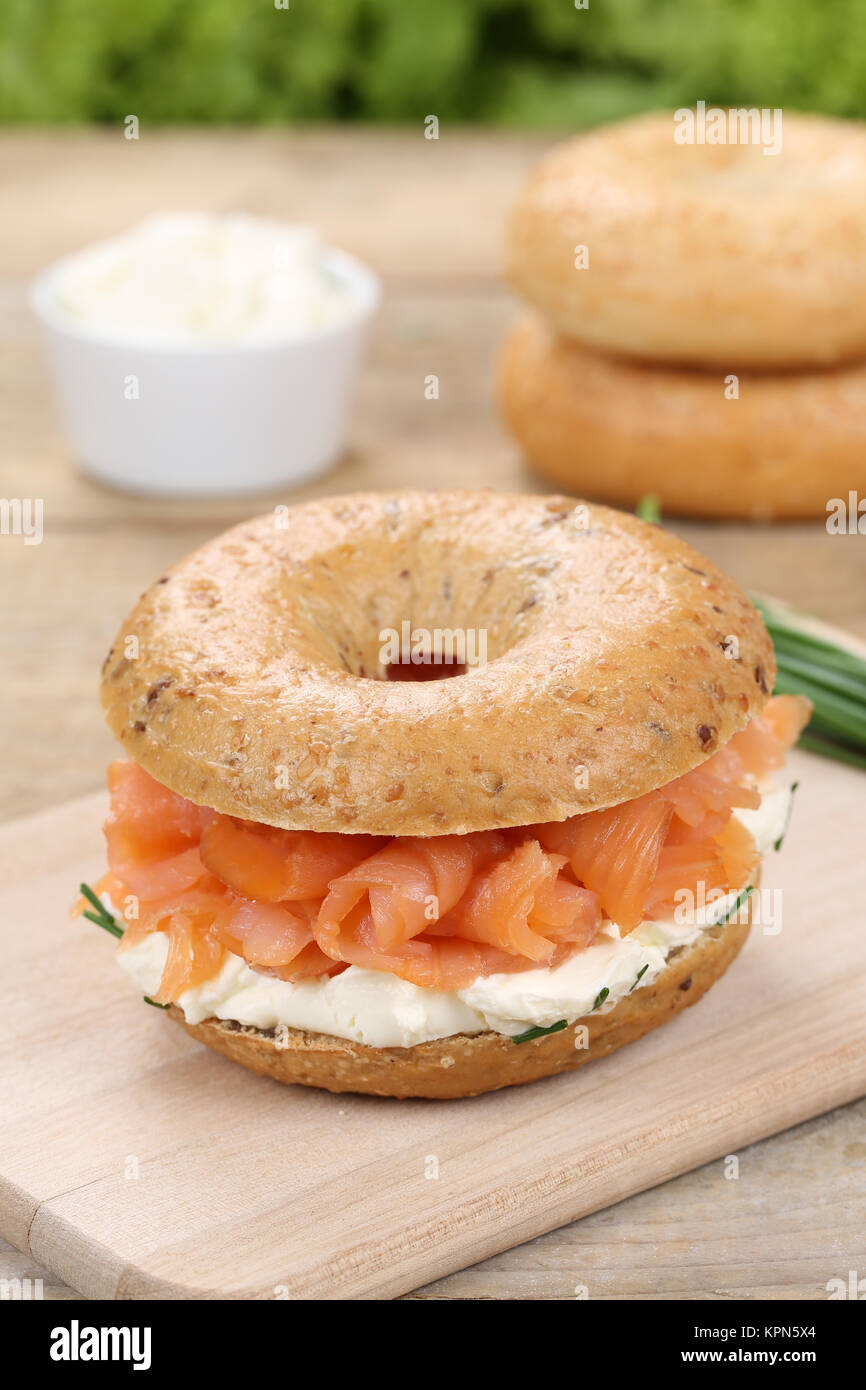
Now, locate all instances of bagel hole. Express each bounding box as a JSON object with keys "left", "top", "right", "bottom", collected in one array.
[
  {"left": 385, "top": 657, "right": 467, "bottom": 682},
  {"left": 279, "top": 538, "right": 539, "bottom": 680}
]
